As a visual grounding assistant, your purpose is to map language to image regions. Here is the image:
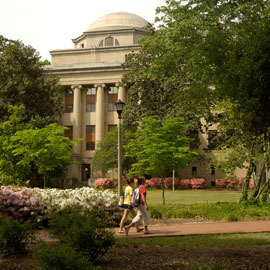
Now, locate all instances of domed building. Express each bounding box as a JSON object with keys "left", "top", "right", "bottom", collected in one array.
[{"left": 45, "top": 12, "right": 150, "bottom": 185}]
